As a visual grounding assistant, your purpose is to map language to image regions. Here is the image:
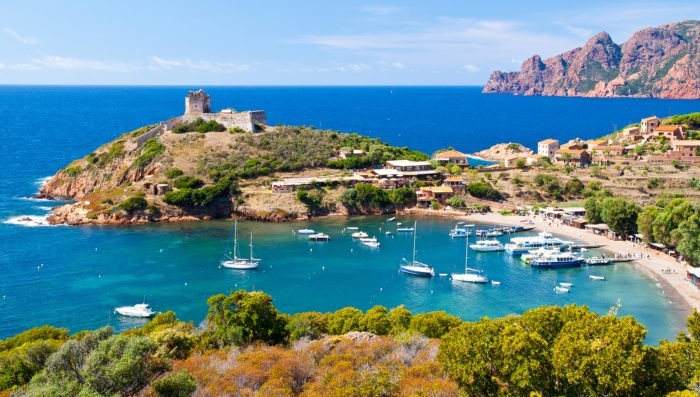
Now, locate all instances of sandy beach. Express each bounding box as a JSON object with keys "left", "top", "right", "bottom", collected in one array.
[{"left": 459, "top": 211, "right": 700, "bottom": 315}]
